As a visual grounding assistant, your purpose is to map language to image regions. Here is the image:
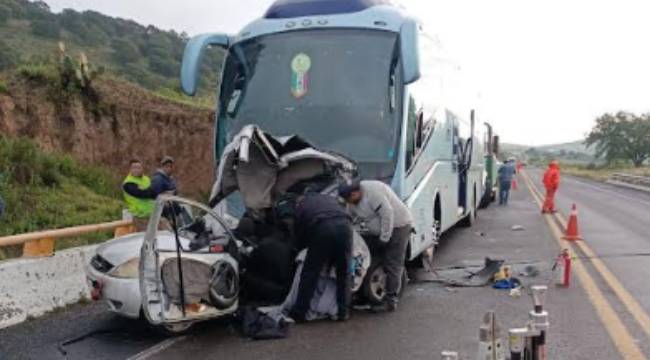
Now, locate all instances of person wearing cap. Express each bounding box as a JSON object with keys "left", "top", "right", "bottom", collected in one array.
[
  {"left": 150, "top": 156, "right": 178, "bottom": 197},
  {"left": 497, "top": 158, "right": 516, "bottom": 205},
  {"left": 122, "top": 159, "right": 156, "bottom": 231},
  {"left": 339, "top": 180, "right": 413, "bottom": 312}
]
